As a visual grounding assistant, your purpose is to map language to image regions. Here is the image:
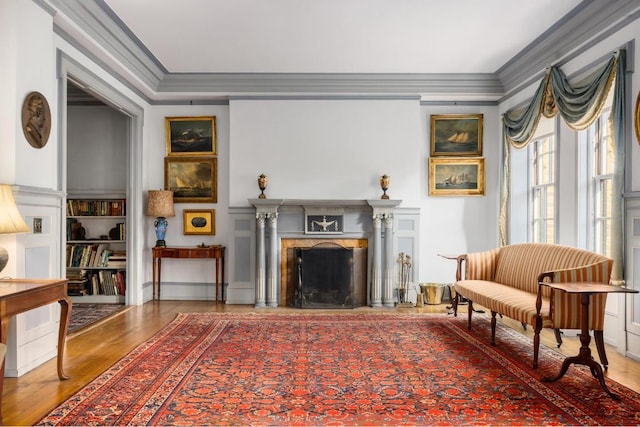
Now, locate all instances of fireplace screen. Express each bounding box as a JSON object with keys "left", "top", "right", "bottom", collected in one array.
[{"left": 295, "top": 245, "right": 357, "bottom": 308}]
